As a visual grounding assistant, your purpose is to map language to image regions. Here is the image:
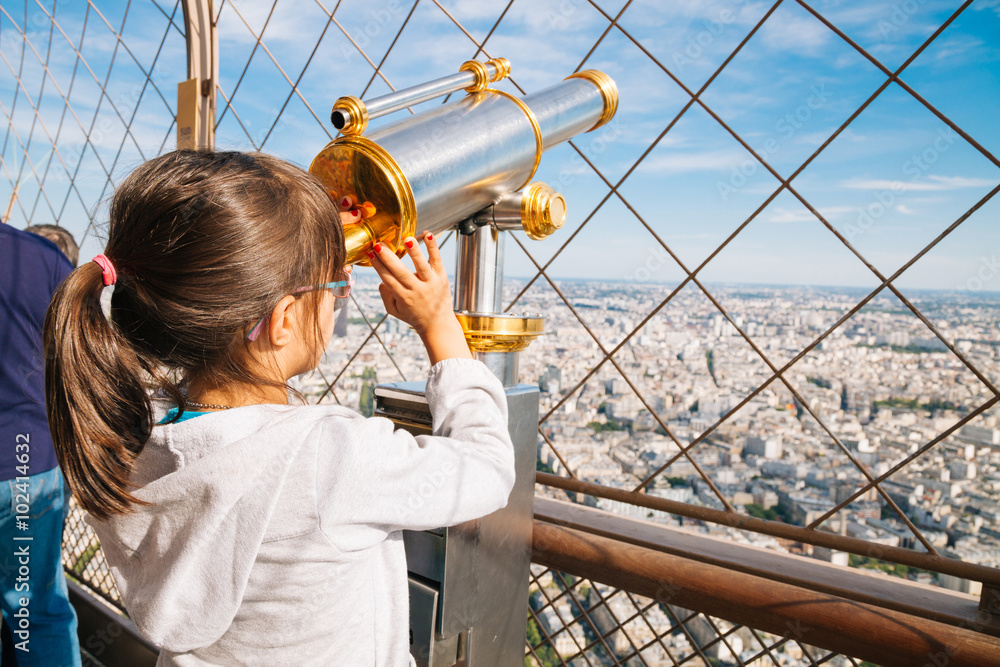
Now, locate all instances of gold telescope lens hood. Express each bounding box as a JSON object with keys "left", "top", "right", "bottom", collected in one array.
[
  {"left": 565, "top": 69, "right": 618, "bottom": 131},
  {"left": 309, "top": 136, "right": 416, "bottom": 266},
  {"left": 455, "top": 312, "right": 545, "bottom": 353}
]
